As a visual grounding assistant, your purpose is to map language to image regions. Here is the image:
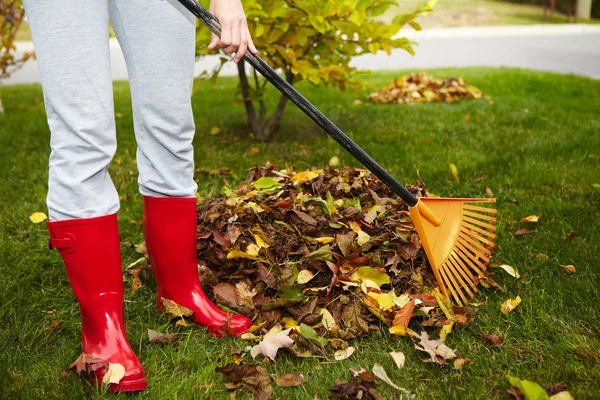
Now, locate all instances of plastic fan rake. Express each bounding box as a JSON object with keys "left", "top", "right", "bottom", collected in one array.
[{"left": 177, "top": 0, "right": 497, "bottom": 305}]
